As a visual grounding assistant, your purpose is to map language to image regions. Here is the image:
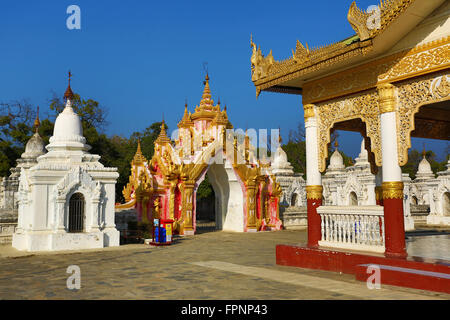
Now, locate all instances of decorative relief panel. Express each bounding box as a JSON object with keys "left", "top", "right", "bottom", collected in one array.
[
  {"left": 303, "top": 38, "right": 449, "bottom": 104},
  {"left": 316, "top": 90, "right": 381, "bottom": 173},
  {"left": 396, "top": 73, "right": 450, "bottom": 166}
]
